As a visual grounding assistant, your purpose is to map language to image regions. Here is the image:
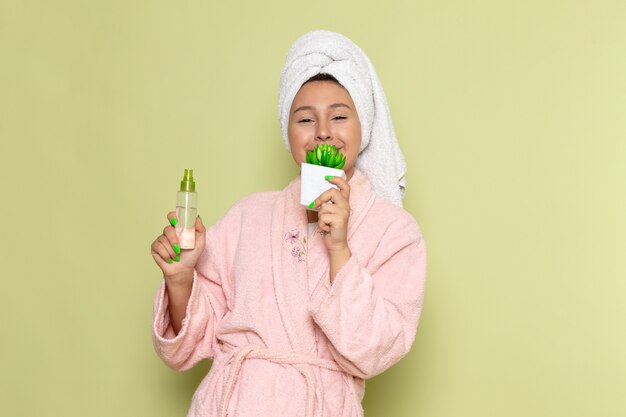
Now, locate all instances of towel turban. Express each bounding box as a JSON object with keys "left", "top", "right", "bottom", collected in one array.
[{"left": 278, "top": 29, "right": 407, "bottom": 207}]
